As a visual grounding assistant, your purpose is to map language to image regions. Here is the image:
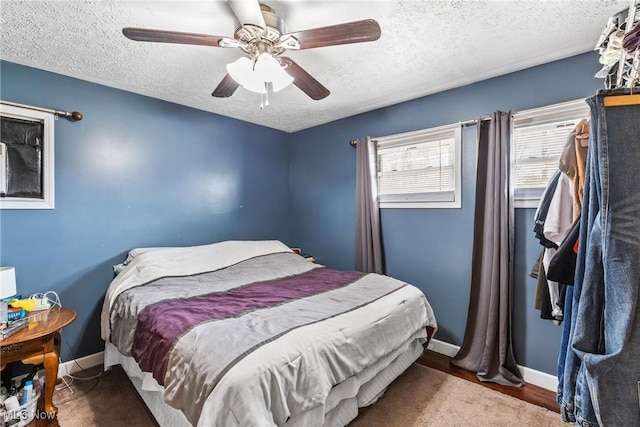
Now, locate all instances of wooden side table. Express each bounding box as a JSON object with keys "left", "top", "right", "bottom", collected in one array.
[{"left": 0, "top": 307, "right": 77, "bottom": 414}]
